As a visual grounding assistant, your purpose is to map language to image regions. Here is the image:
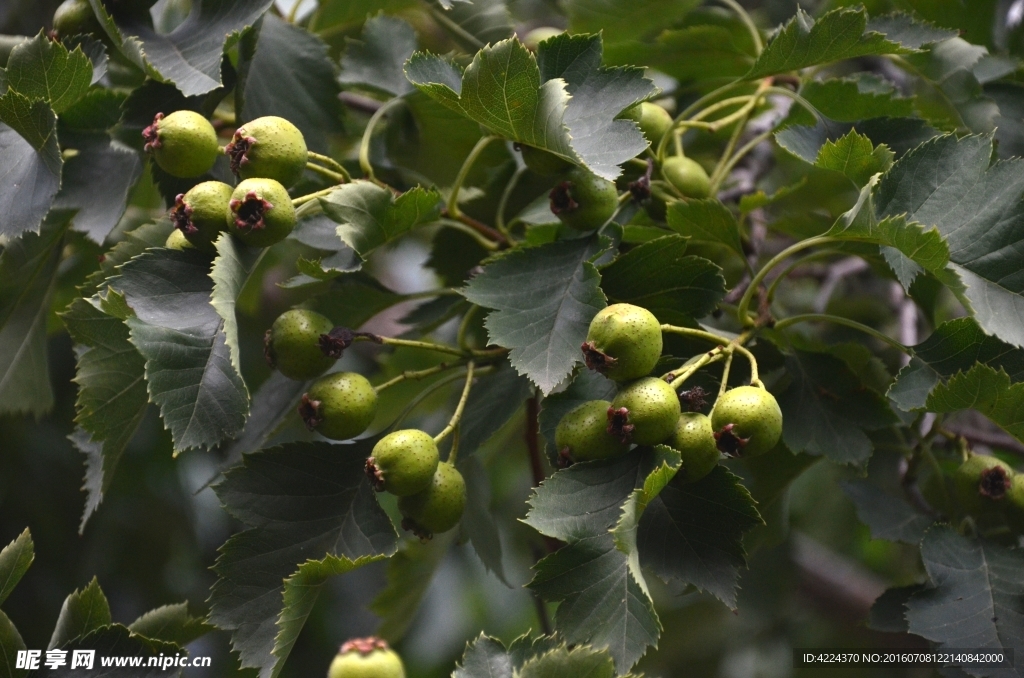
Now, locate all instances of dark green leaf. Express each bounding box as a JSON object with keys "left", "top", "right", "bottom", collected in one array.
[
  {"left": 901, "top": 38, "right": 998, "bottom": 133},
  {"left": 733, "top": 446, "right": 819, "bottom": 551},
  {"left": 463, "top": 237, "right": 608, "bottom": 394},
  {"left": 538, "top": 368, "right": 617, "bottom": 464},
  {"left": 865, "top": 13, "right": 958, "bottom": 50},
  {"left": 338, "top": 15, "right": 416, "bottom": 97},
  {"left": 0, "top": 213, "right": 70, "bottom": 415},
  {"left": 218, "top": 371, "right": 312, "bottom": 473},
  {"left": 128, "top": 603, "right": 210, "bottom": 646},
  {"left": 210, "top": 441, "right": 397, "bottom": 675},
  {"left": 370, "top": 532, "right": 455, "bottom": 642},
  {"left": 565, "top": 0, "right": 700, "bottom": 45},
  {"left": 82, "top": 221, "right": 174, "bottom": 295},
  {"left": 49, "top": 624, "right": 182, "bottom": 677},
  {"left": 814, "top": 129, "right": 893, "bottom": 188},
  {"left": 906, "top": 527, "right": 1024, "bottom": 665},
  {"left": 320, "top": 182, "right": 441, "bottom": 257},
  {"left": 307, "top": 272, "right": 404, "bottom": 329},
  {"left": 925, "top": 365, "right": 1024, "bottom": 443},
  {"left": 616, "top": 24, "right": 754, "bottom": 83},
  {"left": 0, "top": 530, "right": 32, "bottom": 606},
  {"left": 459, "top": 456, "right": 509, "bottom": 585},
  {"left": 48, "top": 578, "right": 111, "bottom": 649},
  {"left": 238, "top": 14, "right": 342, "bottom": 154},
  {"left": 869, "top": 584, "right": 924, "bottom": 634},
  {"left": 108, "top": 248, "right": 248, "bottom": 451},
  {"left": 637, "top": 465, "right": 762, "bottom": 607},
  {"left": 840, "top": 479, "right": 934, "bottom": 544},
  {"left": 0, "top": 100, "right": 62, "bottom": 238},
  {"left": 453, "top": 634, "right": 513, "bottom": 678},
  {"left": 666, "top": 199, "right": 744, "bottom": 257},
  {"left": 518, "top": 645, "right": 622, "bottom": 678},
  {"left": 600, "top": 235, "right": 726, "bottom": 325},
  {"left": 210, "top": 234, "right": 262, "bottom": 377},
  {"left": 434, "top": 0, "right": 514, "bottom": 51},
  {"left": 310, "top": 0, "right": 415, "bottom": 34},
  {"left": 459, "top": 364, "right": 532, "bottom": 456},
  {"left": 0, "top": 609, "right": 27, "bottom": 678},
  {"left": 3, "top": 32, "right": 91, "bottom": 112},
  {"left": 788, "top": 75, "right": 916, "bottom": 127}
]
